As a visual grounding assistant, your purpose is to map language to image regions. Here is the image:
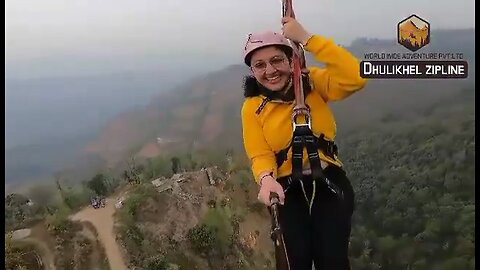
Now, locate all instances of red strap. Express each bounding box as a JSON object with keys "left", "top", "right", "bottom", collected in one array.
[{"left": 282, "top": 0, "right": 310, "bottom": 123}]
